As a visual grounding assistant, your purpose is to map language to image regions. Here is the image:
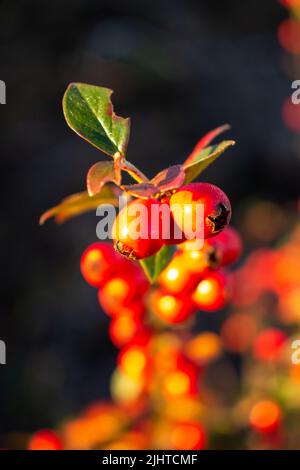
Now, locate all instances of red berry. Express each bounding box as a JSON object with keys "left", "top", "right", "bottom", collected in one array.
[
  {"left": 150, "top": 289, "right": 196, "bottom": 324},
  {"left": 112, "top": 198, "right": 164, "bottom": 260},
  {"left": 192, "top": 270, "right": 231, "bottom": 311},
  {"left": 253, "top": 328, "right": 287, "bottom": 362},
  {"left": 249, "top": 400, "right": 281, "bottom": 434},
  {"left": 158, "top": 252, "right": 203, "bottom": 295},
  {"left": 170, "top": 183, "right": 231, "bottom": 239},
  {"left": 170, "top": 421, "right": 206, "bottom": 450},
  {"left": 98, "top": 264, "right": 149, "bottom": 317},
  {"left": 109, "top": 311, "right": 149, "bottom": 348},
  {"left": 158, "top": 196, "right": 187, "bottom": 246},
  {"left": 28, "top": 430, "right": 63, "bottom": 450},
  {"left": 80, "top": 242, "right": 120, "bottom": 287},
  {"left": 204, "top": 226, "right": 242, "bottom": 267}
]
